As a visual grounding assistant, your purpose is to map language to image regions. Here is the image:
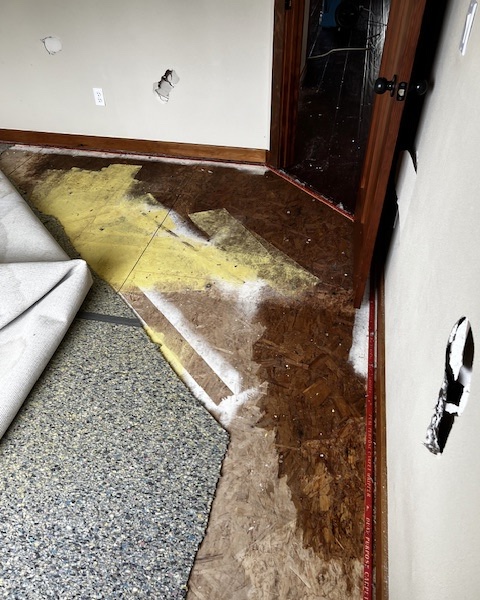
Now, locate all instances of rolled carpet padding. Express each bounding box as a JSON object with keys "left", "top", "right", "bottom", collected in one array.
[{"left": 0, "top": 170, "right": 92, "bottom": 438}]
